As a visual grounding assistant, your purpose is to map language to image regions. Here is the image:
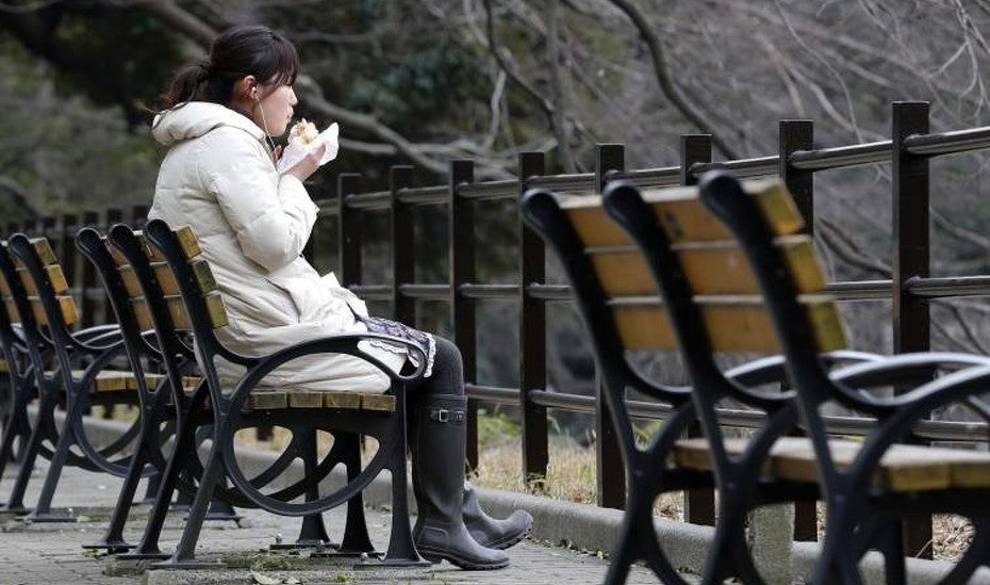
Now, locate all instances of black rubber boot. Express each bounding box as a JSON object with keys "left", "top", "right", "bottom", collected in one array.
[
  {"left": 411, "top": 394, "right": 509, "bottom": 570},
  {"left": 462, "top": 482, "right": 533, "bottom": 550}
]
